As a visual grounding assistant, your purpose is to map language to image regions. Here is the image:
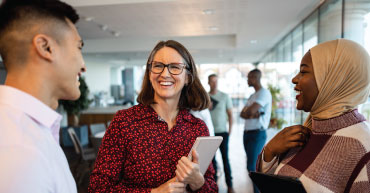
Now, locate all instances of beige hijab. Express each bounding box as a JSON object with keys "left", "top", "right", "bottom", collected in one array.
[{"left": 304, "top": 39, "right": 370, "bottom": 129}]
